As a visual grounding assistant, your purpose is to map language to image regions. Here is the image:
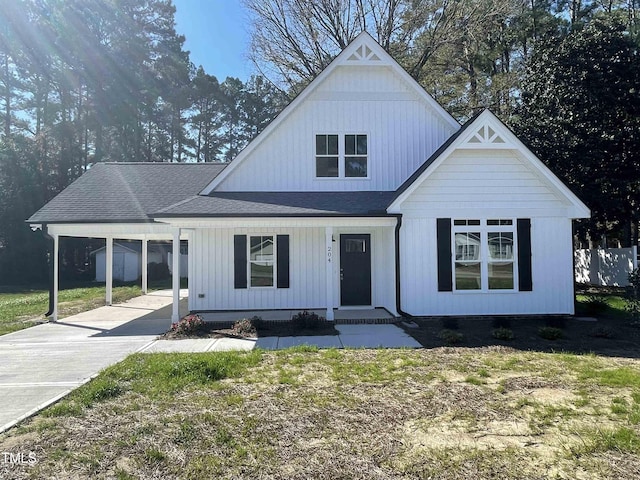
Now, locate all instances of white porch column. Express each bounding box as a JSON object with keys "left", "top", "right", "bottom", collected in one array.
[
  {"left": 171, "top": 229, "right": 181, "bottom": 323},
  {"left": 52, "top": 234, "right": 59, "bottom": 322},
  {"left": 141, "top": 237, "right": 148, "bottom": 294},
  {"left": 105, "top": 236, "right": 113, "bottom": 306},
  {"left": 325, "top": 227, "right": 335, "bottom": 321}
]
